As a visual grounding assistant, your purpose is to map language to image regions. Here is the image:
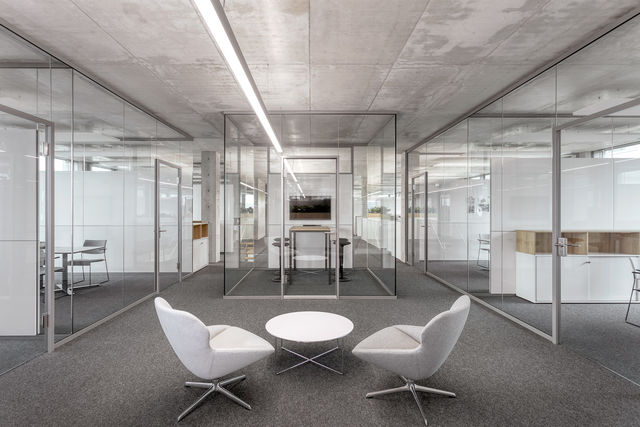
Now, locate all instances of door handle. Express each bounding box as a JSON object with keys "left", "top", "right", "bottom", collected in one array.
[{"left": 554, "top": 237, "right": 580, "bottom": 256}]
